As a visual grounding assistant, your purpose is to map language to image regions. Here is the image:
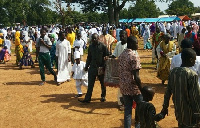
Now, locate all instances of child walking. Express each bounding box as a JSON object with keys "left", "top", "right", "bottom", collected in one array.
[
  {"left": 135, "top": 86, "right": 163, "bottom": 128},
  {"left": 71, "top": 51, "right": 88, "bottom": 98}
]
